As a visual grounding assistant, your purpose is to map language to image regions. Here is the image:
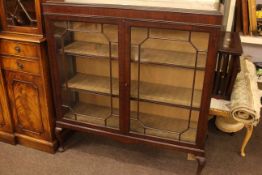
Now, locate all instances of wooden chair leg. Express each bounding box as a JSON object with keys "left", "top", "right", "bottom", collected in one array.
[{"left": 240, "top": 125, "right": 254, "bottom": 157}]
